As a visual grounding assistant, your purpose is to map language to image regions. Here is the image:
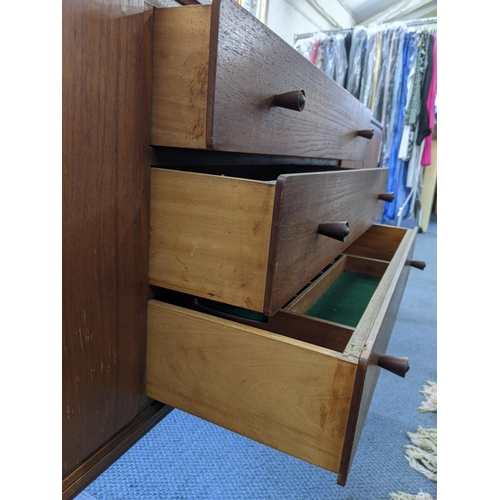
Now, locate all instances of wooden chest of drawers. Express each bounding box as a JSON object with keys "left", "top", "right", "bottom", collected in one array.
[{"left": 146, "top": 0, "right": 421, "bottom": 487}]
